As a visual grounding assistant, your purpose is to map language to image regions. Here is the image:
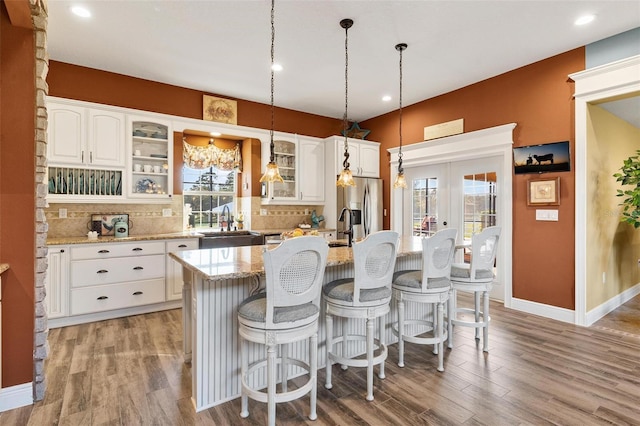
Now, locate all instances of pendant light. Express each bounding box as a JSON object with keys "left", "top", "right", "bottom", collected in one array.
[
  {"left": 260, "top": 0, "right": 284, "bottom": 183},
  {"left": 336, "top": 18, "right": 356, "bottom": 187},
  {"left": 393, "top": 43, "right": 408, "bottom": 189}
]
